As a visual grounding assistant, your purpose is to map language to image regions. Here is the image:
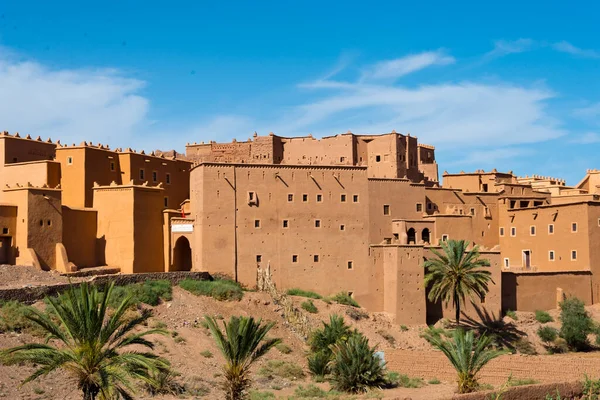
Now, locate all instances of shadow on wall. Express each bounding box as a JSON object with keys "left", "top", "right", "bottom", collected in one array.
[
  {"left": 172, "top": 236, "right": 192, "bottom": 271},
  {"left": 502, "top": 273, "right": 517, "bottom": 313},
  {"left": 95, "top": 236, "right": 106, "bottom": 266}
]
